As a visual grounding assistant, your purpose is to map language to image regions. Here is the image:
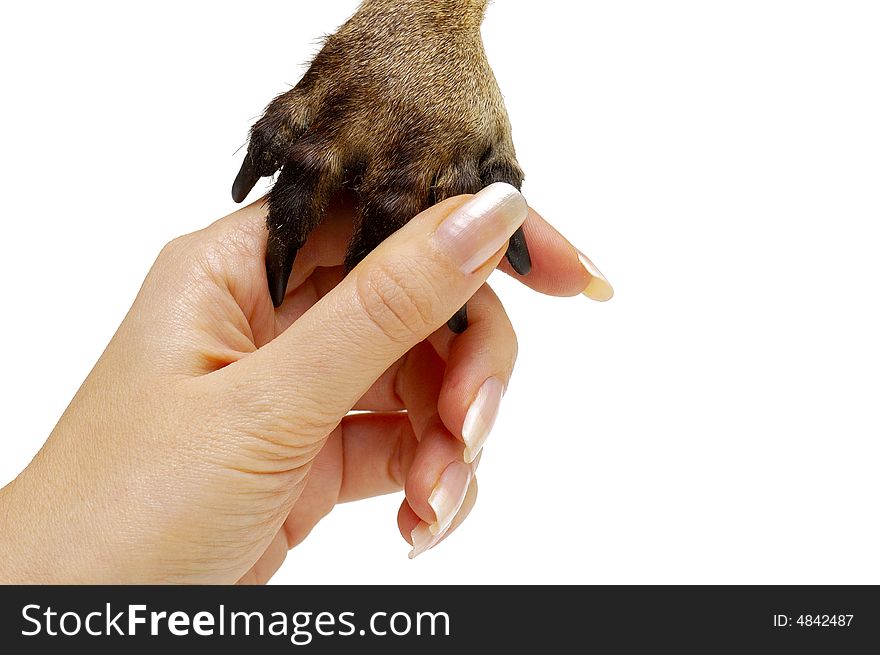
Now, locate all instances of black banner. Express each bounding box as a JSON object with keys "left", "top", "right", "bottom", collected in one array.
[{"left": 0, "top": 586, "right": 876, "bottom": 652}]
